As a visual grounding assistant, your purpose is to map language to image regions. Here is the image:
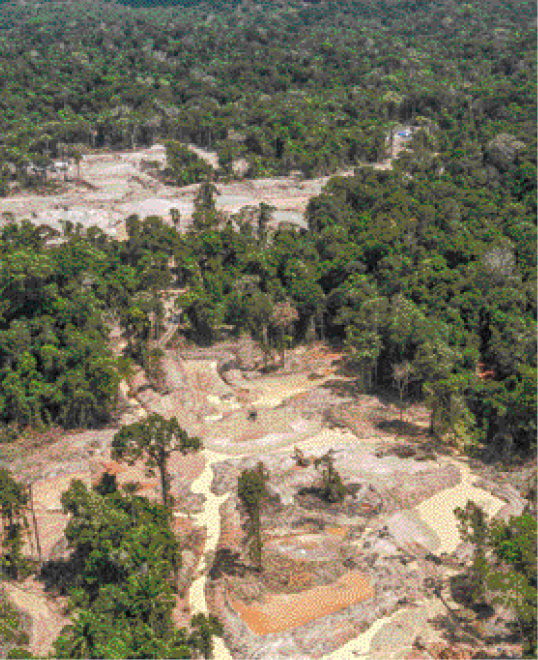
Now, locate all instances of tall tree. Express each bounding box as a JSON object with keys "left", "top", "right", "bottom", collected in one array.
[
  {"left": 270, "top": 300, "right": 298, "bottom": 368},
  {"left": 111, "top": 414, "right": 202, "bottom": 509},
  {"left": 237, "top": 462, "right": 270, "bottom": 571},
  {"left": 0, "top": 469, "right": 30, "bottom": 580}
]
